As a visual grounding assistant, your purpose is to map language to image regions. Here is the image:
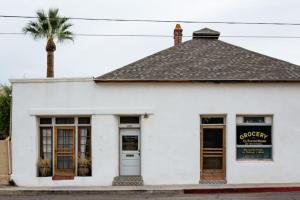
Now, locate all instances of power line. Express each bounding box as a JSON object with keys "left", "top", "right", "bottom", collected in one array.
[
  {"left": 1, "top": 32, "right": 300, "bottom": 39},
  {"left": 0, "top": 32, "right": 23, "bottom": 35},
  {"left": 1, "top": 15, "right": 300, "bottom": 26},
  {"left": 219, "top": 35, "right": 300, "bottom": 39}
]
